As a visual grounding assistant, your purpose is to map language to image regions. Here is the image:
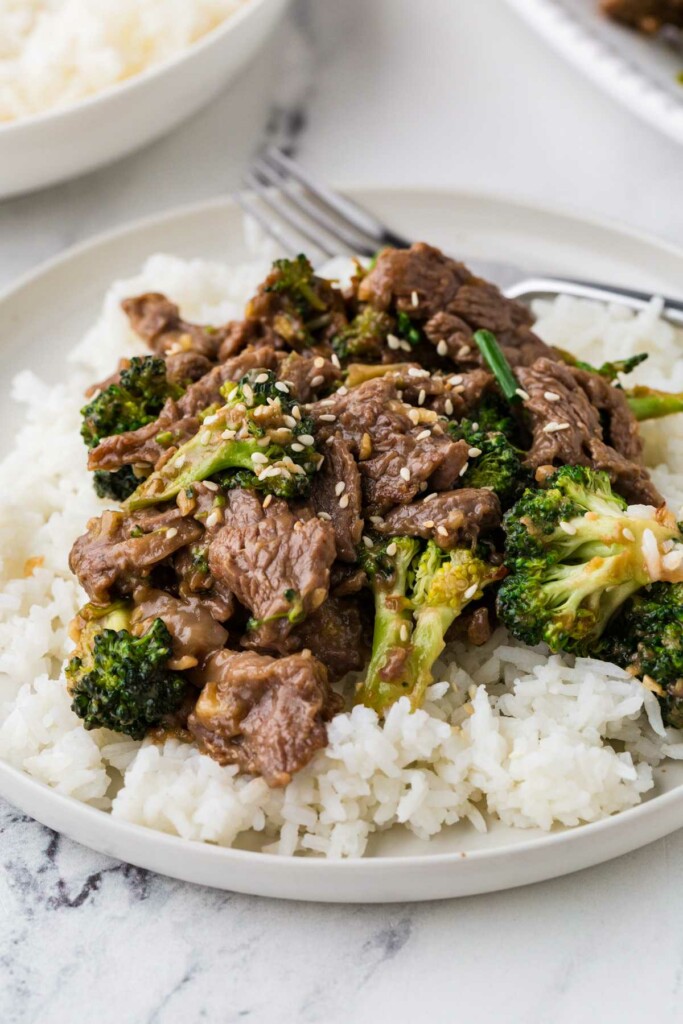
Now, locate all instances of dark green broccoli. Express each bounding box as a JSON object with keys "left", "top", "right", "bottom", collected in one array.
[
  {"left": 332, "top": 306, "right": 394, "bottom": 361},
  {"left": 66, "top": 603, "right": 187, "bottom": 739},
  {"left": 497, "top": 466, "right": 683, "bottom": 655},
  {"left": 597, "top": 582, "right": 683, "bottom": 727},
  {"left": 354, "top": 537, "right": 502, "bottom": 713},
  {"left": 448, "top": 418, "right": 527, "bottom": 508},
  {"left": 396, "top": 310, "right": 422, "bottom": 348},
  {"left": 472, "top": 393, "right": 520, "bottom": 441},
  {"left": 81, "top": 356, "right": 180, "bottom": 501},
  {"left": 125, "top": 369, "right": 323, "bottom": 510},
  {"left": 261, "top": 255, "right": 337, "bottom": 347}
]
